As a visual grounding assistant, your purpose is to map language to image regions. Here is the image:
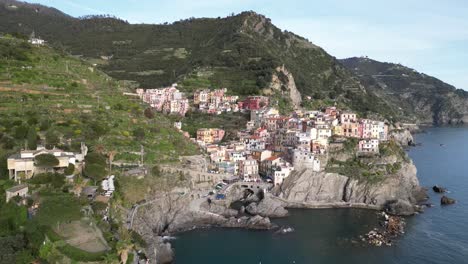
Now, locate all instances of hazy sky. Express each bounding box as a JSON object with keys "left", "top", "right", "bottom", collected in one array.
[{"left": 24, "top": 0, "right": 468, "bottom": 89}]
